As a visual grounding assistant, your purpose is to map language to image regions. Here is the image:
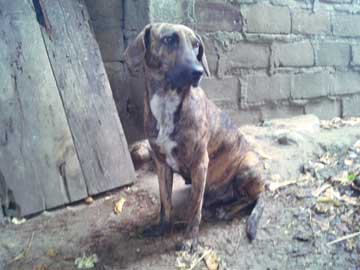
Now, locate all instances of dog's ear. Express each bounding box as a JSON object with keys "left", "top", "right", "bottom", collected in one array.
[
  {"left": 124, "top": 24, "right": 152, "bottom": 73},
  {"left": 196, "top": 34, "right": 210, "bottom": 77}
]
